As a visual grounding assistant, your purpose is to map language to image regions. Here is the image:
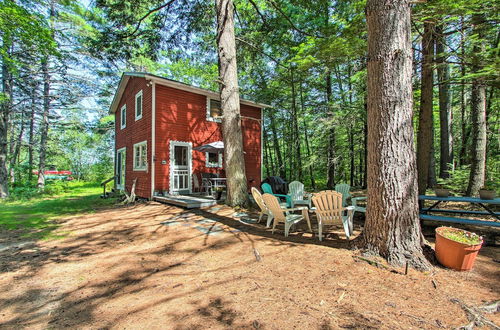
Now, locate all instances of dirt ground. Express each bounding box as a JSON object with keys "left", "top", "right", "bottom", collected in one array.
[{"left": 0, "top": 201, "right": 499, "bottom": 329}]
